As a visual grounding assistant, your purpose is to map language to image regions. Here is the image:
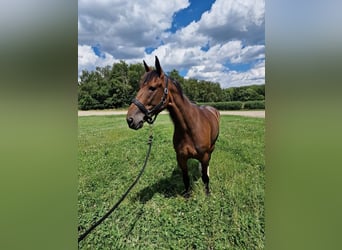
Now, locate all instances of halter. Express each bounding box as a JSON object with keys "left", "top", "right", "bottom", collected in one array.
[{"left": 131, "top": 75, "right": 169, "bottom": 124}]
